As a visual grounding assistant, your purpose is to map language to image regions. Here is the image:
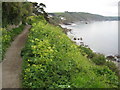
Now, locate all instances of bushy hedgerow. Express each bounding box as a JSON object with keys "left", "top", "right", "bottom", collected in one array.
[
  {"left": 91, "top": 54, "right": 106, "bottom": 65},
  {"left": 21, "top": 16, "right": 119, "bottom": 88},
  {"left": 78, "top": 44, "right": 120, "bottom": 86},
  {"left": 1, "top": 24, "right": 25, "bottom": 61},
  {"left": 78, "top": 46, "right": 107, "bottom": 65},
  {"left": 78, "top": 46, "right": 95, "bottom": 58},
  {"left": 105, "top": 61, "right": 119, "bottom": 76}
]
